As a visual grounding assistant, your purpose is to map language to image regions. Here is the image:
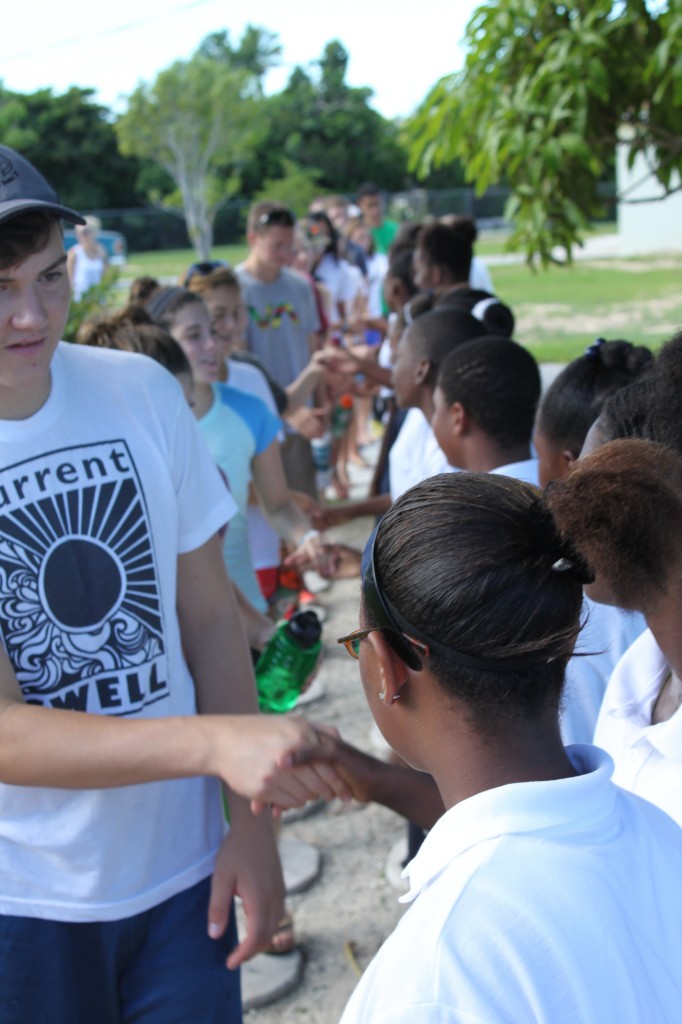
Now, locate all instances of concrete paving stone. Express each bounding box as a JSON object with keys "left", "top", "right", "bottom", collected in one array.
[
  {"left": 279, "top": 836, "right": 321, "bottom": 895},
  {"left": 241, "top": 949, "right": 304, "bottom": 1011}
]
